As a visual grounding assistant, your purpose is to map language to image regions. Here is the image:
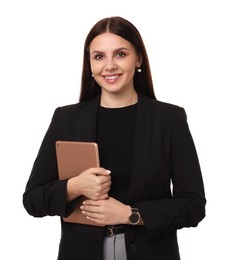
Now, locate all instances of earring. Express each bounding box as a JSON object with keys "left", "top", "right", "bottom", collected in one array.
[{"left": 137, "top": 68, "right": 141, "bottom": 73}]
